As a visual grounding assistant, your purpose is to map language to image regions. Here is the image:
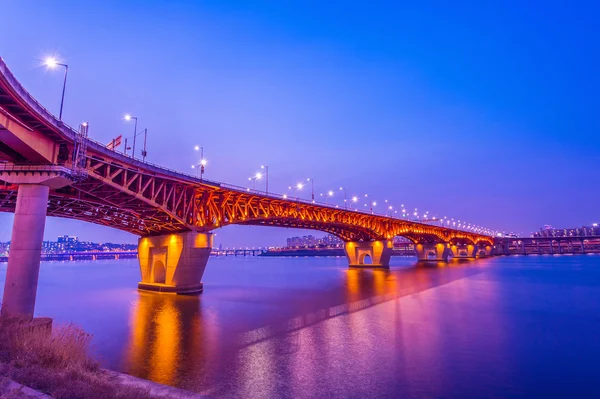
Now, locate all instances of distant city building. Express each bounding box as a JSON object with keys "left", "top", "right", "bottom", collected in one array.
[
  {"left": 532, "top": 224, "right": 600, "bottom": 238},
  {"left": 1, "top": 236, "right": 137, "bottom": 255},
  {"left": 286, "top": 234, "right": 343, "bottom": 248}
]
